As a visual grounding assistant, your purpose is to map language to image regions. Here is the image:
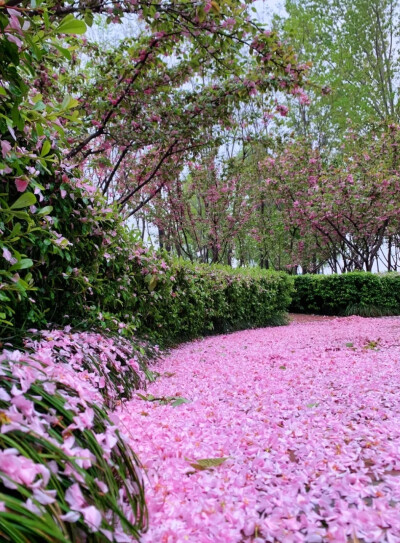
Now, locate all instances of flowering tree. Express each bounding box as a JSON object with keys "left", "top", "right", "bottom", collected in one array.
[
  {"left": 146, "top": 151, "right": 259, "bottom": 263},
  {"left": 0, "top": 0, "right": 309, "bottom": 331},
  {"left": 261, "top": 125, "right": 400, "bottom": 272},
  {"left": 54, "top": 1, "right": 309, "bottom": 213}
]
